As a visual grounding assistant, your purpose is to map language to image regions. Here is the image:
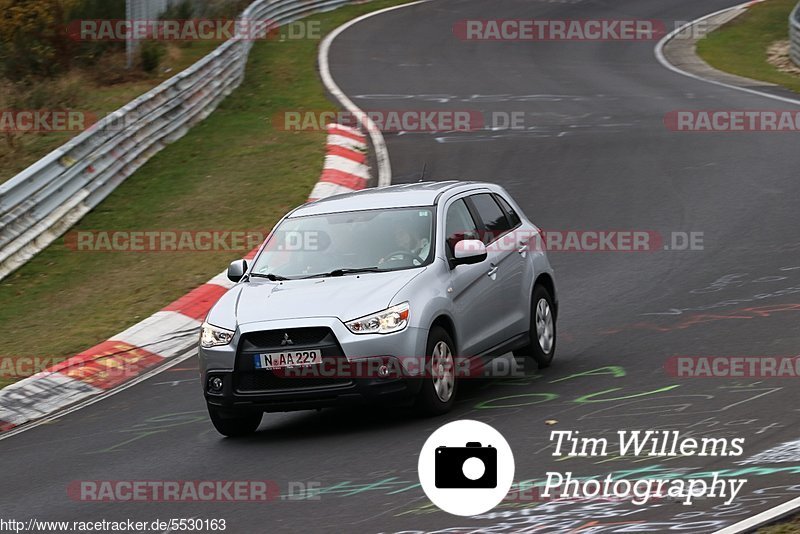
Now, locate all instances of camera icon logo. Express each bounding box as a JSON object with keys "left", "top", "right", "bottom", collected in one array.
[
  {"left": 418, "top": 420, "right": 515, "bottom": 516},
  {"left": 435, "top": 442, "right": 497, "bottom": 489}
]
